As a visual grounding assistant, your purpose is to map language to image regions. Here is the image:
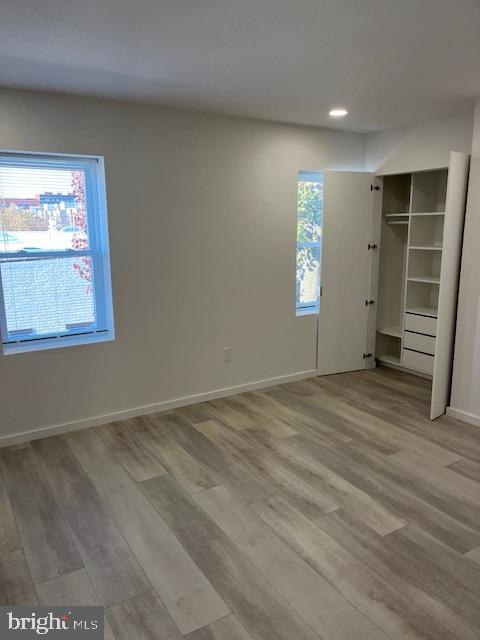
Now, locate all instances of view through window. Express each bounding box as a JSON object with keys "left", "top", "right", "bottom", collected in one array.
[
  {"left": 0, "top": 154, "right": 114, "bottom": 353},
  {"left": 296, "top": 170, "right": 323, "bottom": 314}
]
